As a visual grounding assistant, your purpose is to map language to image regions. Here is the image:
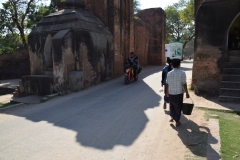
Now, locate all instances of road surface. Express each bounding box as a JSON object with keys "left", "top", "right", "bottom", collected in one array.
[{"left": 0, "top": 61, "right": 196, "bottom": 160}]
